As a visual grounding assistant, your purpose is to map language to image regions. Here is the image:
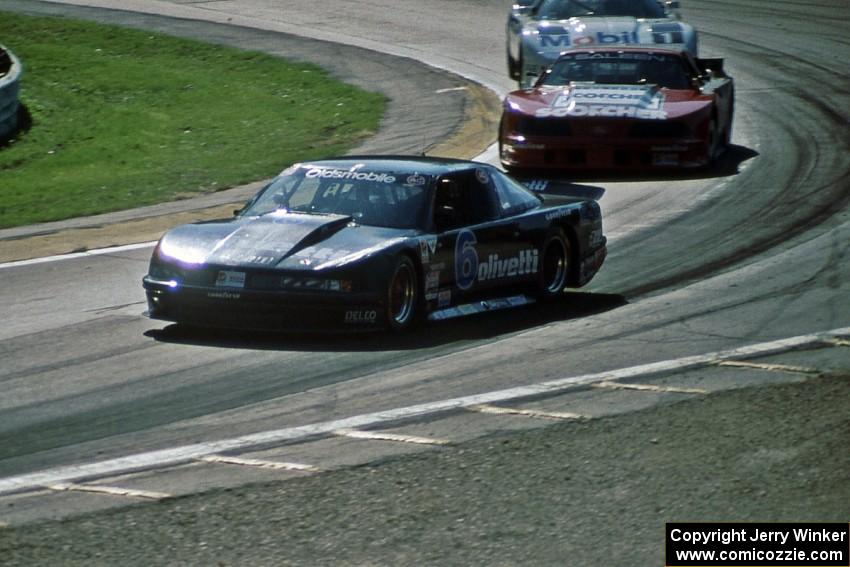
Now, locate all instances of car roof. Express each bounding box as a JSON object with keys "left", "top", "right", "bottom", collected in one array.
[{"left": 295, "top": 155, "right": 490, "bottom": 176}]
